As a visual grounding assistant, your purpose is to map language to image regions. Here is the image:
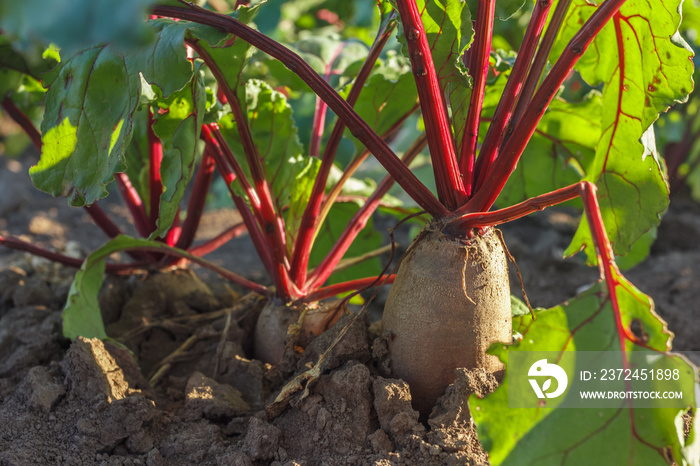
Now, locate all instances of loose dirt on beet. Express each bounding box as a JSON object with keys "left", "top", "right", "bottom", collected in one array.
[{"left": 2, "top": 155, "right": 700, "bottom": 464}]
